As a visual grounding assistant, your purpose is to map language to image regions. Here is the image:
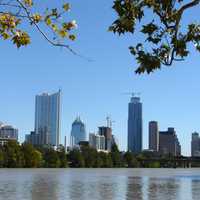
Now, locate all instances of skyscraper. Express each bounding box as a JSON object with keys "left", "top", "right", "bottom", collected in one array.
[
  {"left": 159, "top": 128, "right": 181, "bottom": 156},
  {"left": 70, "top": 117, "right": 86, "bottom": 147},
  {"left": 191, "top": 132, "right": 200, "bottom": 157},
  {"left": 98, "top": 126, "right": 113, "bottom": 151},
  {"left": 128, "top": 96, "right": 143, "bottom": 153},
  {"left": 34, "top": 90, "right": 61, "bottom": 146},
  {"left": 149, "top": 121, "right": 159, "bottom": 151}
]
